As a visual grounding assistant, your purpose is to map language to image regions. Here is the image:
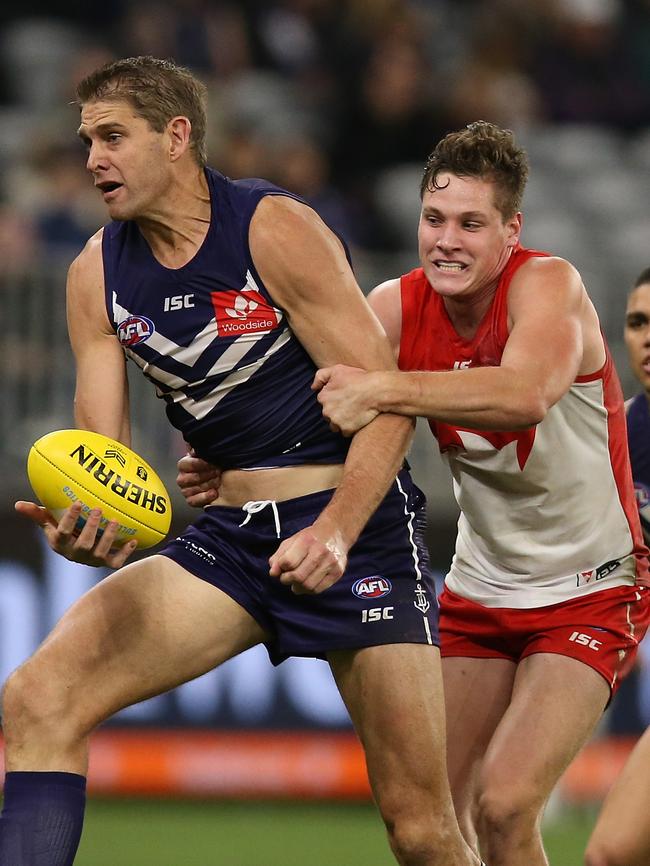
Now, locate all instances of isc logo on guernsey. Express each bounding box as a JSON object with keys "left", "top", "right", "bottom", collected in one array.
[{"left": 352, "top": 576, "right": 392, "bottom": 599}]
